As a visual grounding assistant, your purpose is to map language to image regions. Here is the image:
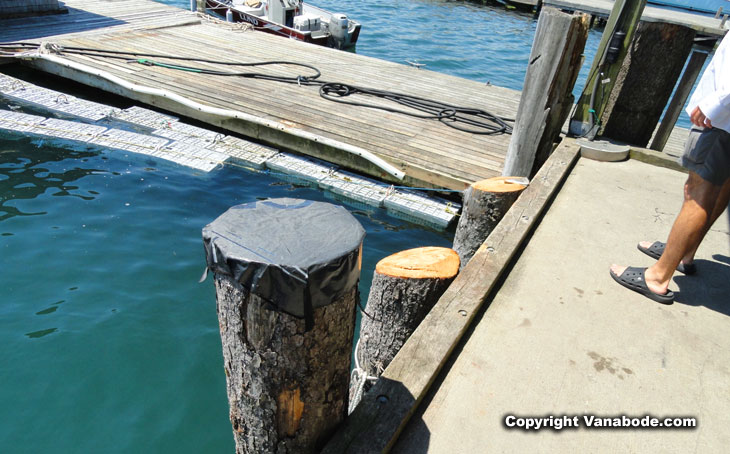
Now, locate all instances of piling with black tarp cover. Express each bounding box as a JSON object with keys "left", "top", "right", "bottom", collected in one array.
[{"left": 202, "top": 198, "right": 364, "bottom": 454}]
